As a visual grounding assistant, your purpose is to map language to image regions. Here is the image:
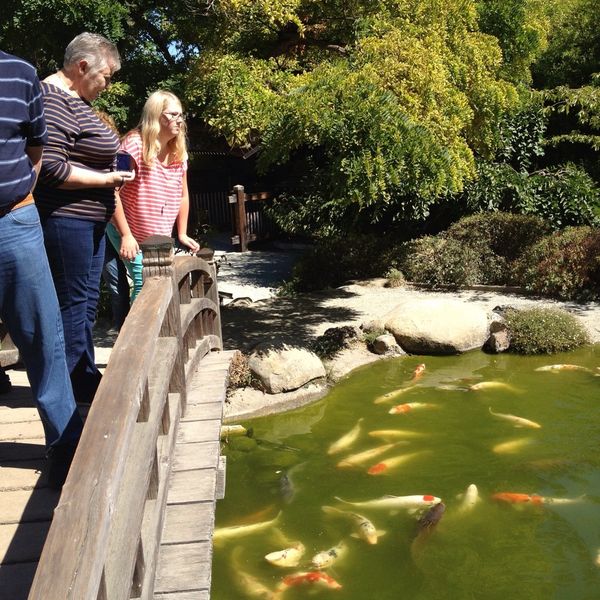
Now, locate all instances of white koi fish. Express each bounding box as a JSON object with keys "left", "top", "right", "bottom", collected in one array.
[
  {"left": 310, "top": 541, "right": 348, "bottom": 569},
  {"left": 334, "top": 494, "right": 442, "bottom": 511},
  {"left": 336, "top": 442, "right": 398, "bottom": 469},
  {"left": 457, "top": 484, "right": 480, "bottom": 512},
  {"left": 489, "top": 407, "right": 541, "bottom": 429},
  {"left": 470, "top": 381, "right": 517, "bottom": 392},
  {"left": 535, "top": 364, "right": 592, "bottom": 373},
  {"left": 367, "top": 451, "right": 428, "bottom": 475},
  {"left": 388, "top": 402, "right": 435, "bottom": 415},
  {"left": 220, "top": 424, "right": 247, "bottom": 439},
  {"left": 373, "top": 385, "right": 417, "bottom": 404},
  {"left": 265, "top": 542, "right": 306, "bottom": 567},
  {"left": 232, "top": 547, "right": 279, "bottom": 599},
  {"left": 368, "top": 429, "right": 425, "bottom": 440},
  {"left": 595, "top": 549, "right": 600, "bottom": 567},
  {"left": 214, "top": 512, "right": 280, "bottom": 544},
  {"left": 322, "top": 506, "right": 384, "bottom": 544},
  {"left": 328, "top": 418, "right": 364, "bottom": 455},
  {"left": 493, "top": 437, "right": 533, "bottom": 454}
]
